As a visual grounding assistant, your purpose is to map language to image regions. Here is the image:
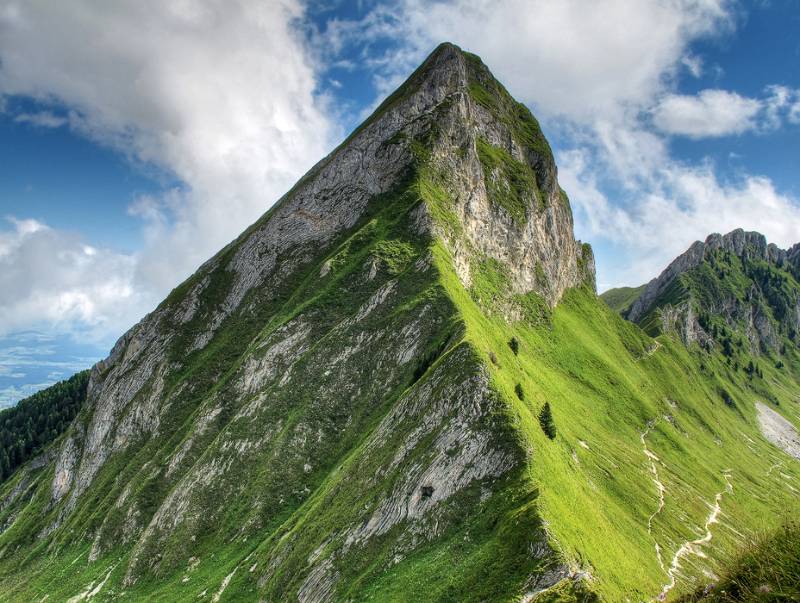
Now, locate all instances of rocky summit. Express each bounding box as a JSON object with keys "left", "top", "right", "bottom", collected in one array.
[
  {"left": 0, "top": 44, "right": 799, "bottom": 602},
  {"left": 622, "top": 229, "right": 800, "bottom": 353}
]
